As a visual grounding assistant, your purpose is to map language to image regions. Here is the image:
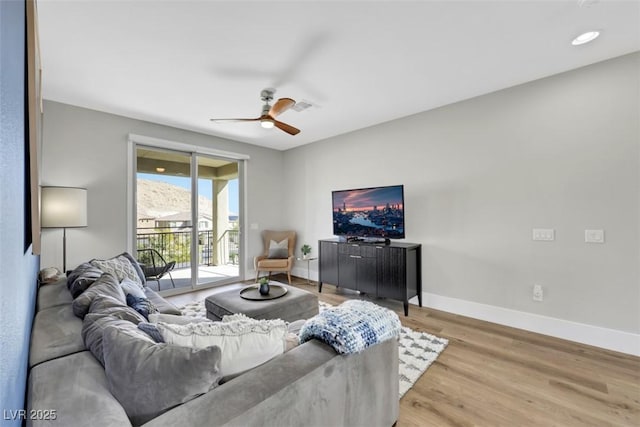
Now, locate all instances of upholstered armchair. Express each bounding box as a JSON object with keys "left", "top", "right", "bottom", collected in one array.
[{"left": 254, "top": 230, "right": 296, "bottom": 284}]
